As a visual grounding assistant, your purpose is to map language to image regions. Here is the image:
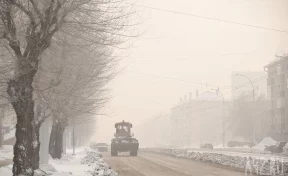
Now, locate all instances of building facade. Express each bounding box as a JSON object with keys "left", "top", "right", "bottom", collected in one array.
[
  {"left": 264, "top": 55, "right": 288, "bottom": 141},
  {"left": 170, "top": 91, "right": 229, "bottom": 148},
  {"left": 134, "top": 114, "right": 172, "bottom": 148}
]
